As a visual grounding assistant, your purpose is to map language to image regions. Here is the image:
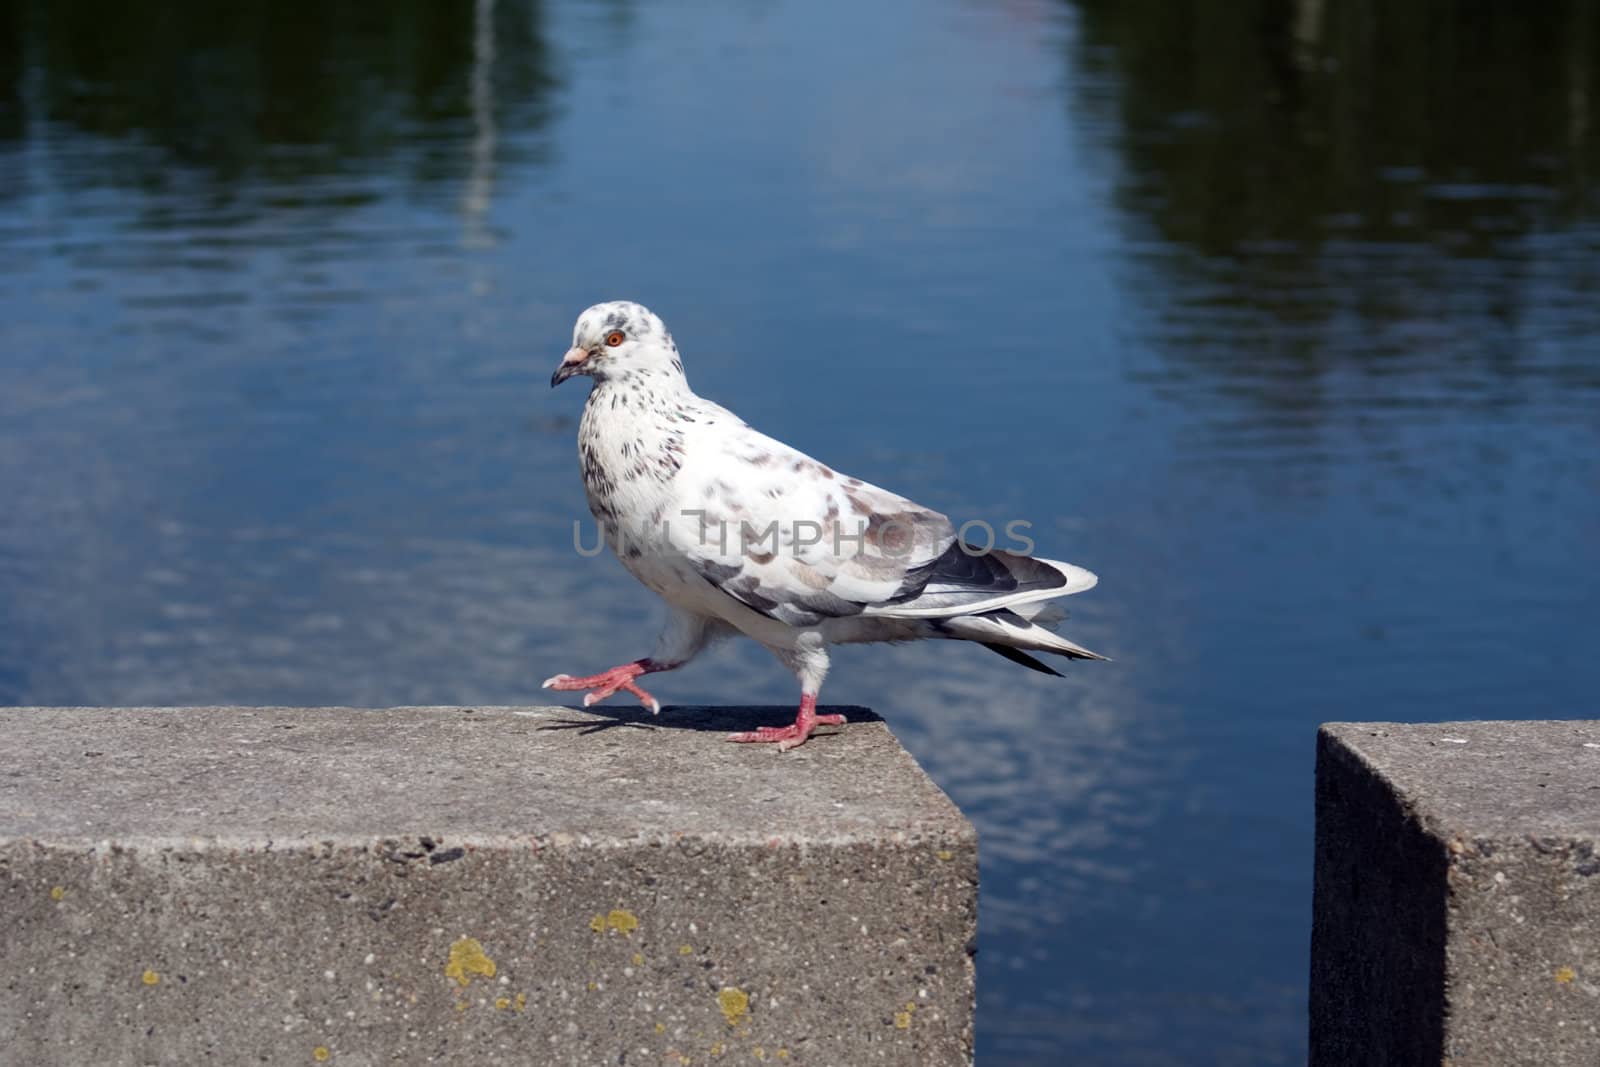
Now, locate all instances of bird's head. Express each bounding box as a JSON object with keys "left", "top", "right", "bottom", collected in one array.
[{"left": 551, "top": 300, "right": 684, "bottom": 388}]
